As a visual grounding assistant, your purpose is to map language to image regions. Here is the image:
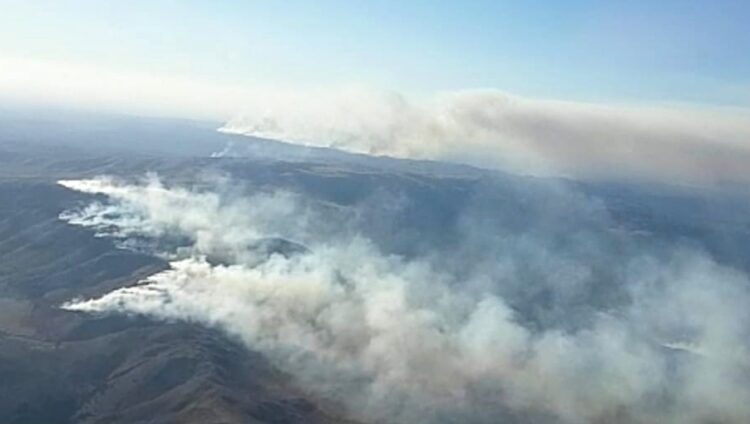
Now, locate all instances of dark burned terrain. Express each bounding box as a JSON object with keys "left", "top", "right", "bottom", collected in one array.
[{"left": 1, "top": 109, "right": 750, "bottom": 423}]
